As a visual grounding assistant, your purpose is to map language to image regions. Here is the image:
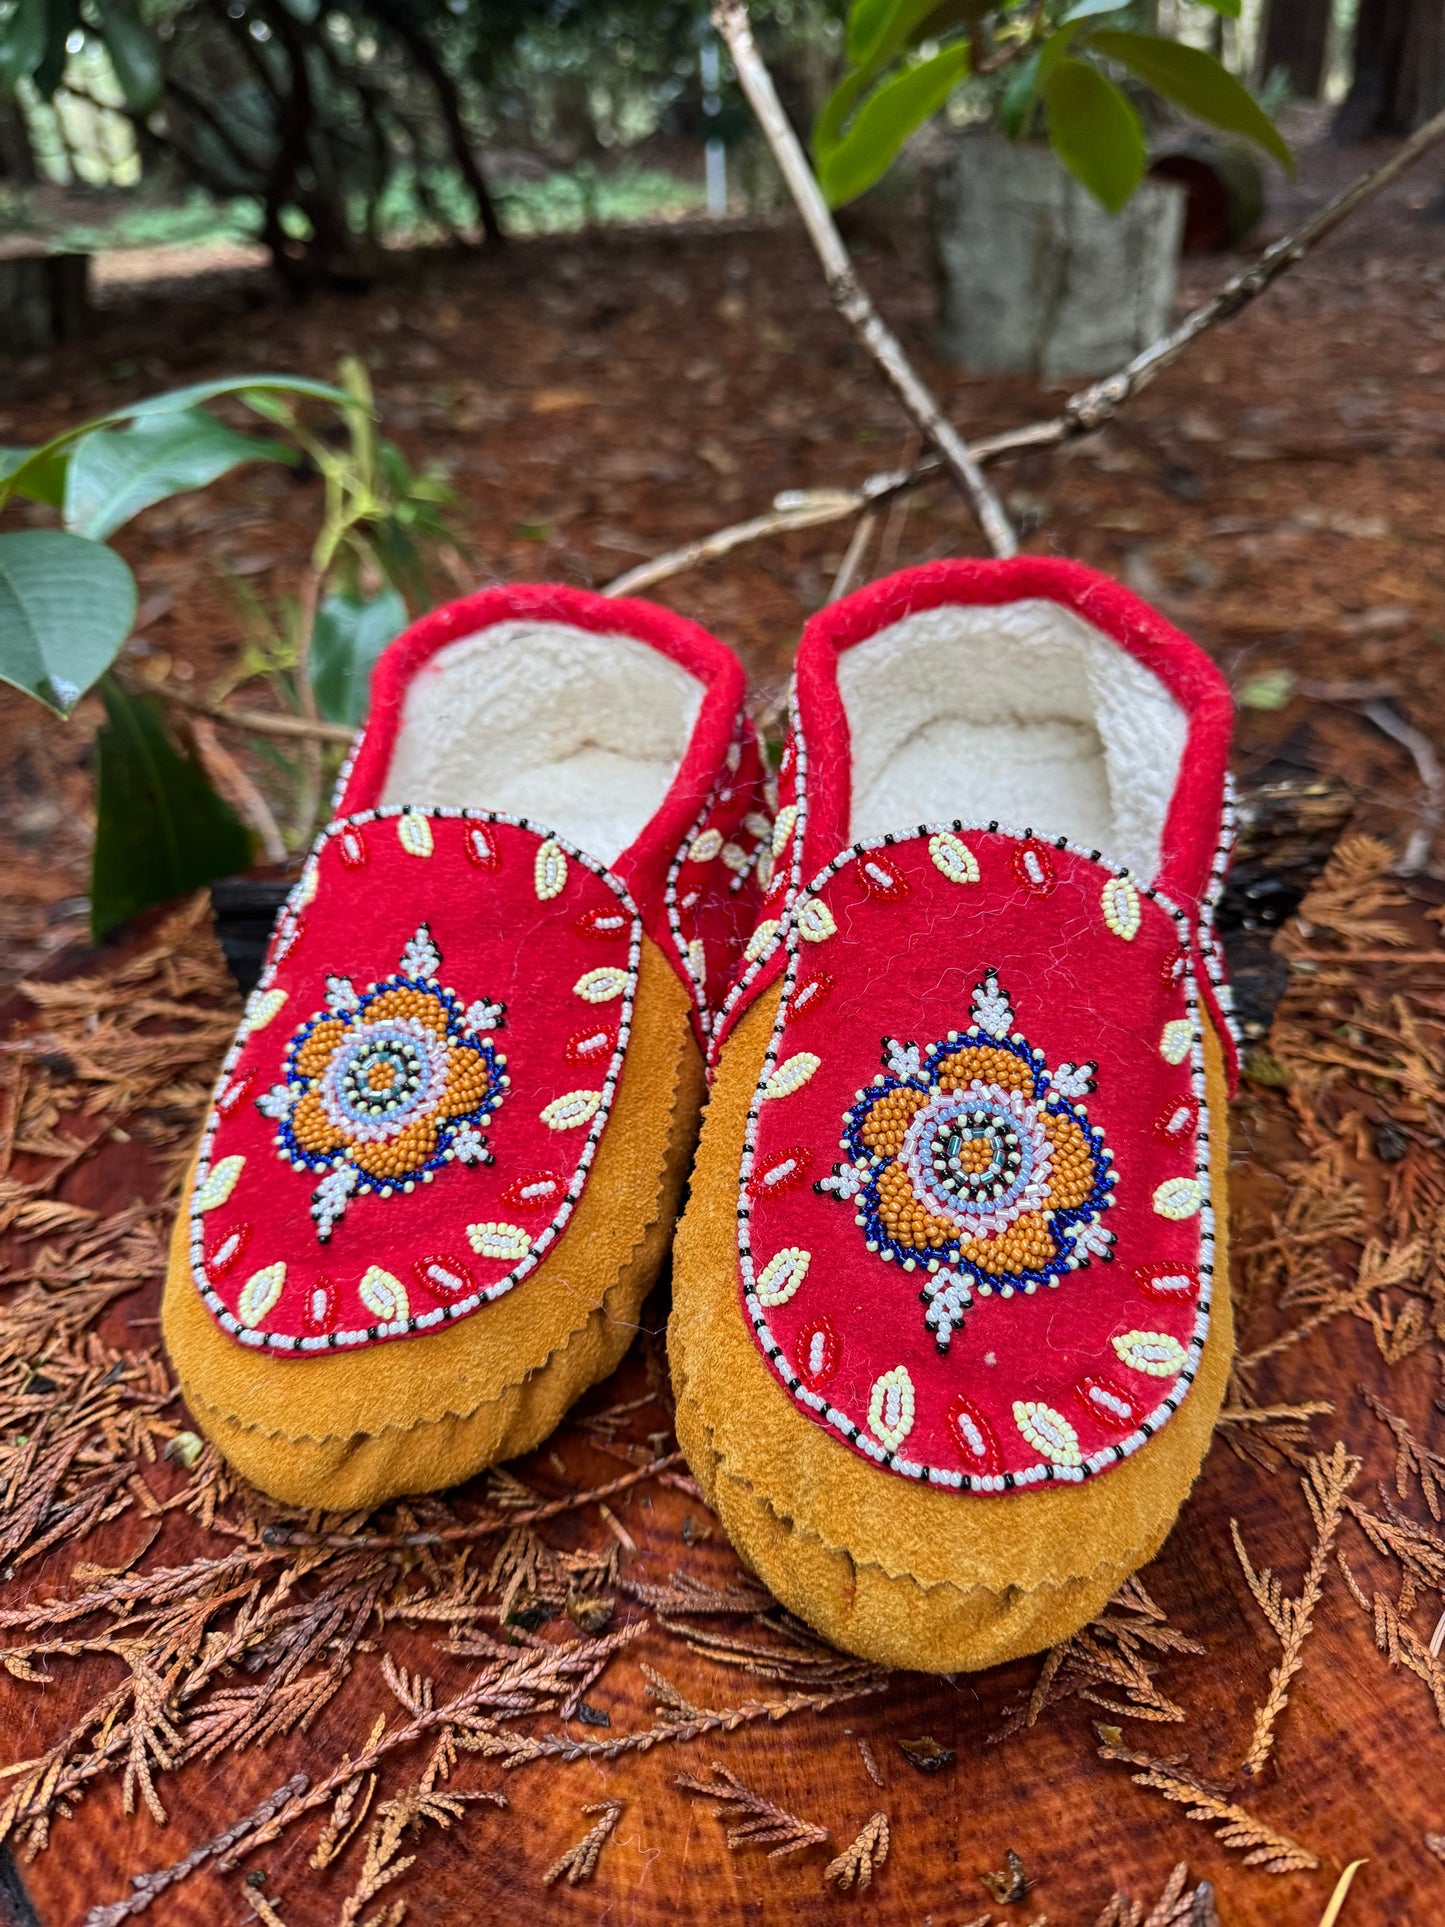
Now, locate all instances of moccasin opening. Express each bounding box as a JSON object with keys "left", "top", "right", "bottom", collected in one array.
[
  {"left": 836, "top": 598, "right": 1187, "bottom": 879},
  {"left": 380, "top": 620, "right": 706, "bottom": 865}
]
